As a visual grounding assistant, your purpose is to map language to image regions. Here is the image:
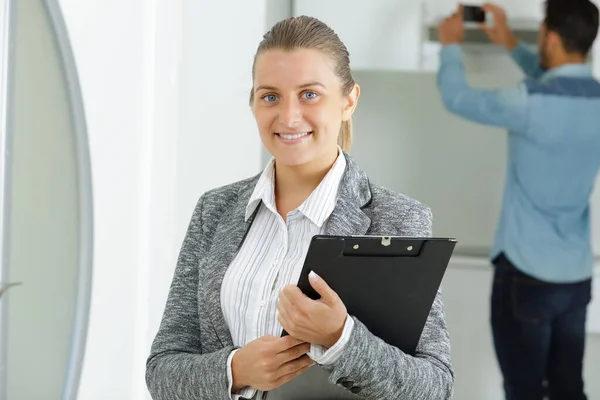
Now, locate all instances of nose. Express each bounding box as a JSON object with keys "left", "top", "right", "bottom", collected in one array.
[{"left": 278, "top": 97, "right": 302, "bottom": 128}]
